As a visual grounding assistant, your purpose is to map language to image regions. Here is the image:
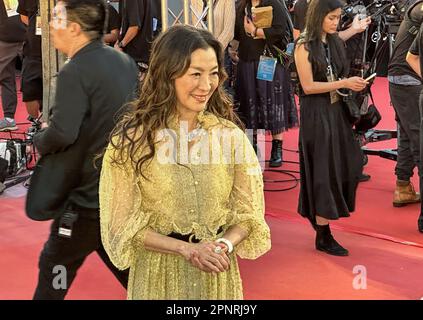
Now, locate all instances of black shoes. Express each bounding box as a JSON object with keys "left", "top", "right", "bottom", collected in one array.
[
  {"left": 269, "top": 139, "right": 283, "bottom": 167},
  {"left": 358, "top": 172, "right": 371, "bottom": 182},
  {"left": 418, "top": 214, "right": 423, "bottom": 233},
  {"left": 315, "top": 224, "right": 349, "bottom": 256}
]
